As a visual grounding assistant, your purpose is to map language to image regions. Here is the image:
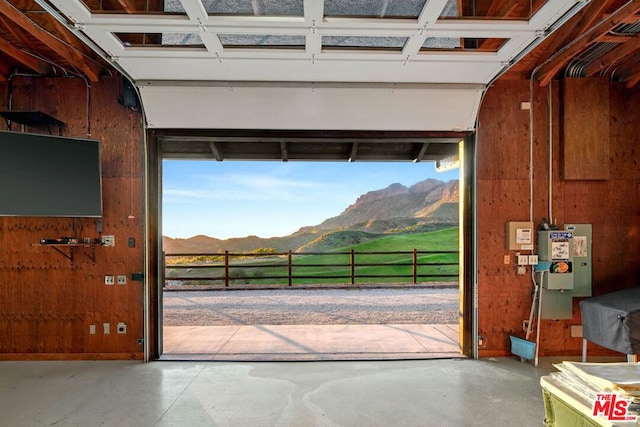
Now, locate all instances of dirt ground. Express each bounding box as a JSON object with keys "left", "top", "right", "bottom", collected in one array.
[{"left": 163, "top": 287, "right": 459, "bottom": 326}]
